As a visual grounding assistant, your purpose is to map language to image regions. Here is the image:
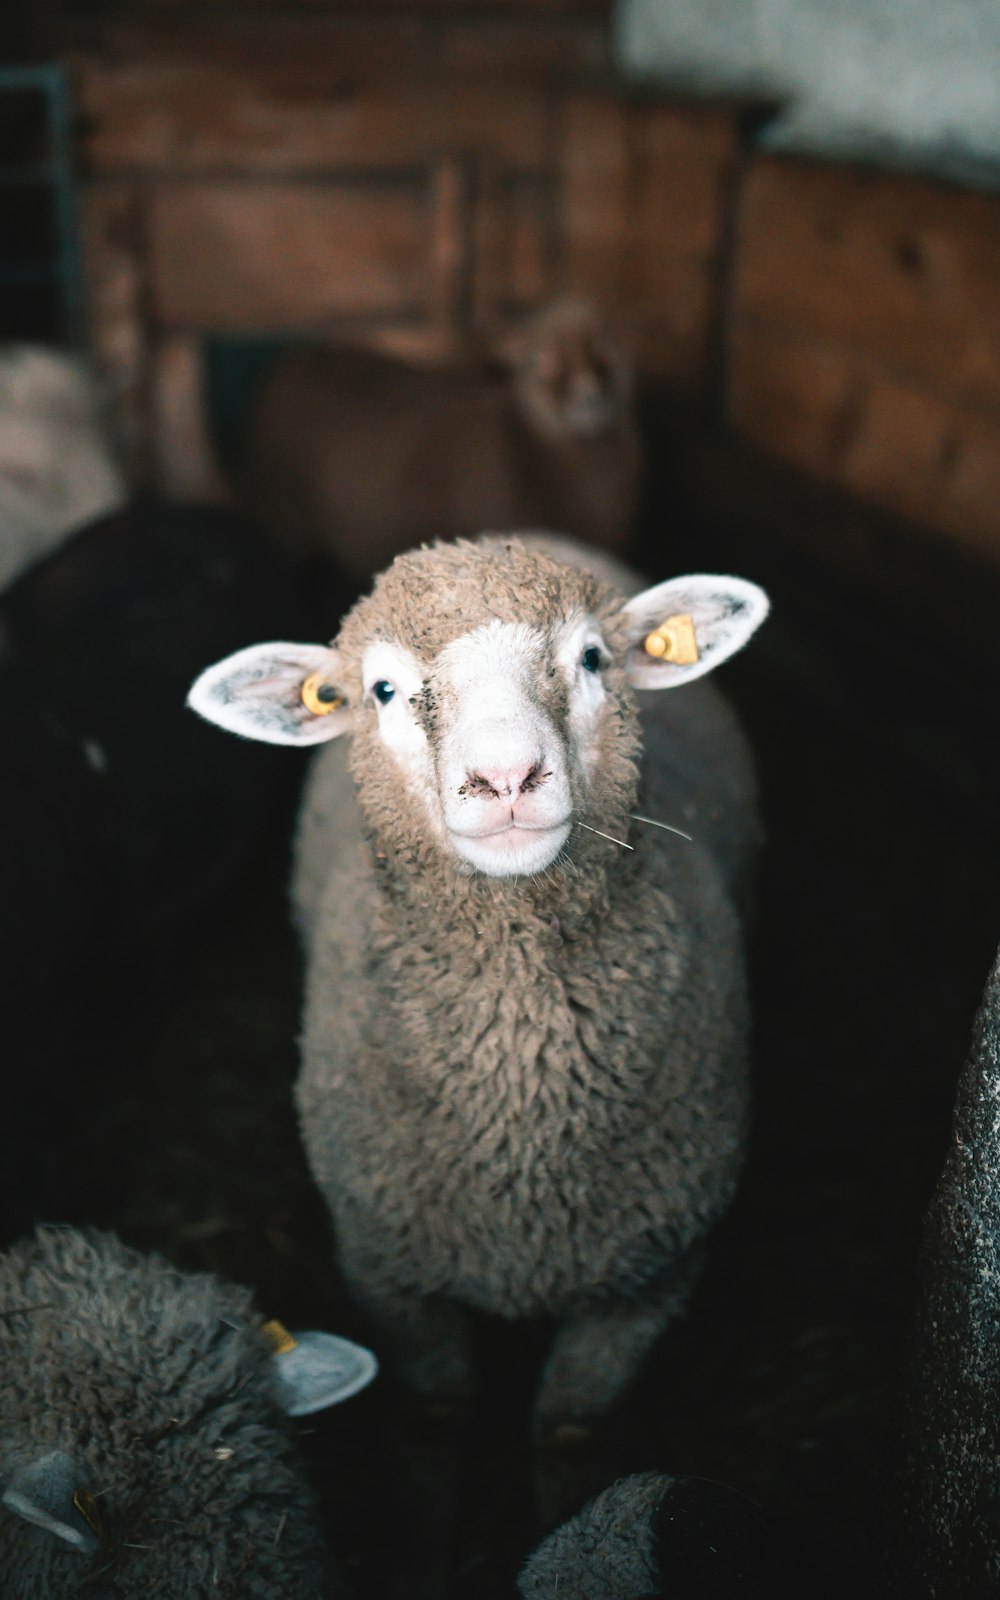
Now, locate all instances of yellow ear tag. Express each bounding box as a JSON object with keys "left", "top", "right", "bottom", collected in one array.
[
  {"left": 261, "top": 1318, "right": 299, "bottom": 1357},
  {"left": 643, "top": 614, "right": 699, "bottom": 665},
  {"left": 300, "top": 673, "right": 344, "bottom": 717},
  {"left": 73, "top": 1487, "right": 103, "bottom": 1542}
]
